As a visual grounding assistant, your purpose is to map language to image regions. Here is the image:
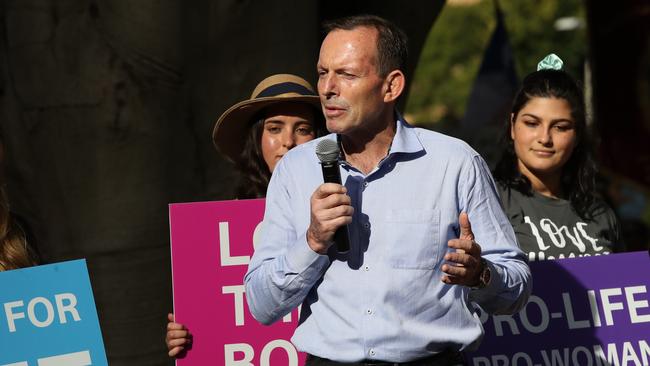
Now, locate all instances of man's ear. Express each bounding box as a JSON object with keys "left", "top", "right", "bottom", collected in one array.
[{"left": 383, "top": 70, "right": 405, "bottom": 103}]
